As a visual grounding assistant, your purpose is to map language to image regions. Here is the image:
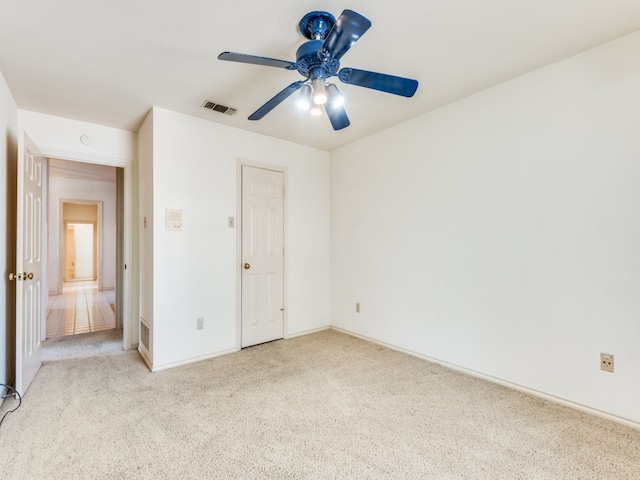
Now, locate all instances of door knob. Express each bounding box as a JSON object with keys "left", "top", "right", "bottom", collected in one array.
[
  {"left": 9, "top": 272, "right": 21, "bottom": 281},
  {"left": 26, "top": 272, "right": 34, "bottom": 280},
  {"left": 244, "top": 263, "right": 251, "bottom": 269}
]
